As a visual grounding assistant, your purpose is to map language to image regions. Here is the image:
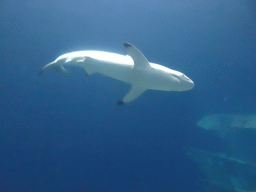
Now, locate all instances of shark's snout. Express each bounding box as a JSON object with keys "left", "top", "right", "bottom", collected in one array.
[
  {"left": 189, "top": 79, "right": 195, "bottom": 89},
  {"left": 185, "top": 78, "right": 195, "bottom": 90},
  {"left": 178, "top": 75, "right": 194, "bottom": 91}
]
